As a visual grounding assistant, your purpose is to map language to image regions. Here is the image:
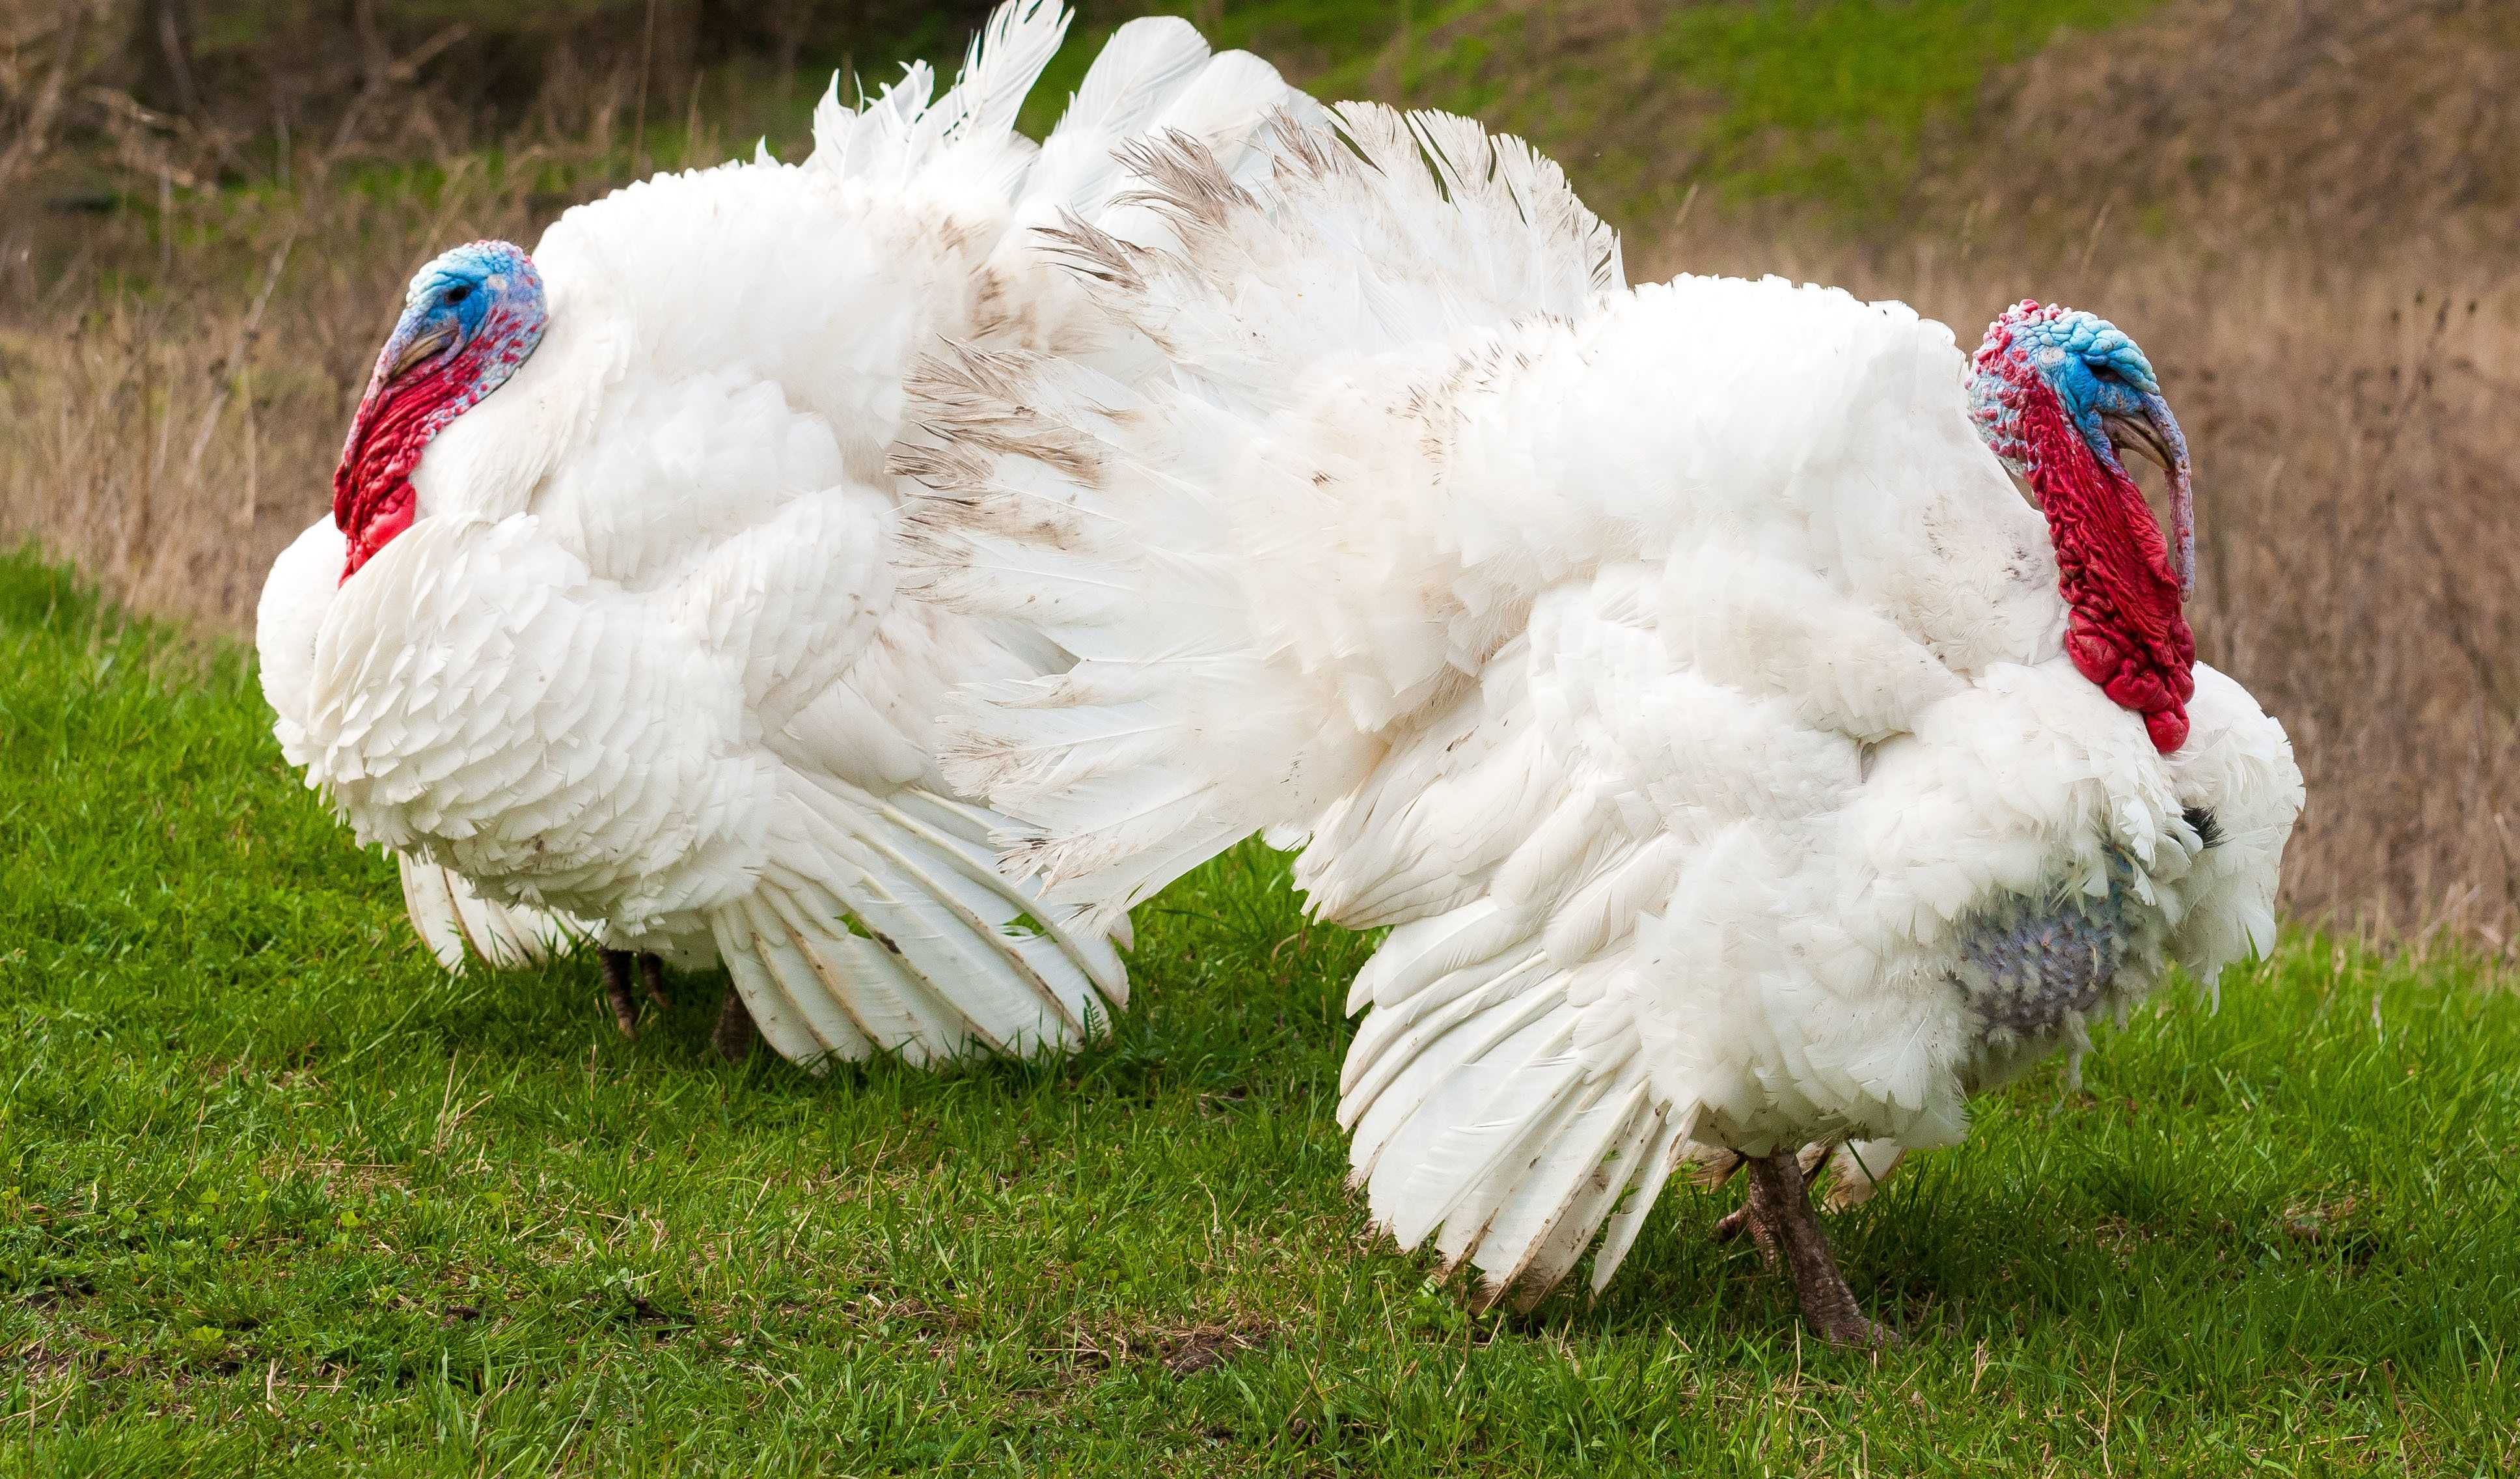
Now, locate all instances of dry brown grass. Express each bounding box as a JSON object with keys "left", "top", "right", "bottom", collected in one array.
[
  {"left": 0, "top": 169, "right": 545, "bottom": 626},
  {"left": 0, "top": 0, "right": 773, "bottom": 625}
]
